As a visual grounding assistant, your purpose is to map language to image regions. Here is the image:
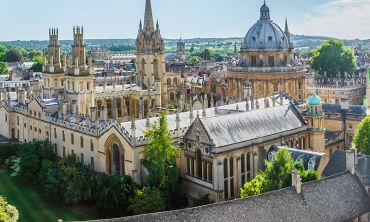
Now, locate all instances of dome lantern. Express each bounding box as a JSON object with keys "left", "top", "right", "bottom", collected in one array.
[{"left": 260, "top": 1, "right": 270, "bottom": 20}]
